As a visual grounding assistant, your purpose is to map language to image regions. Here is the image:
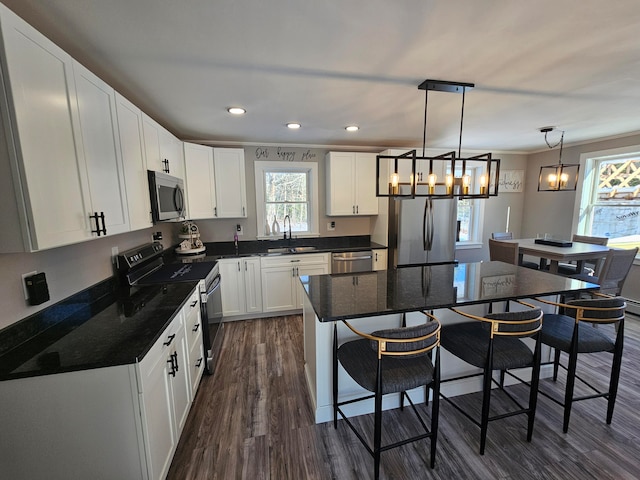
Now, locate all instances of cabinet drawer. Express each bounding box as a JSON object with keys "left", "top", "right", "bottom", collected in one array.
[
  {"left": 260, "top": 253, "right": 329, "bottom": 268},
  {"left": 139, "top": 313, "right": 184, "bottom": 381}
]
